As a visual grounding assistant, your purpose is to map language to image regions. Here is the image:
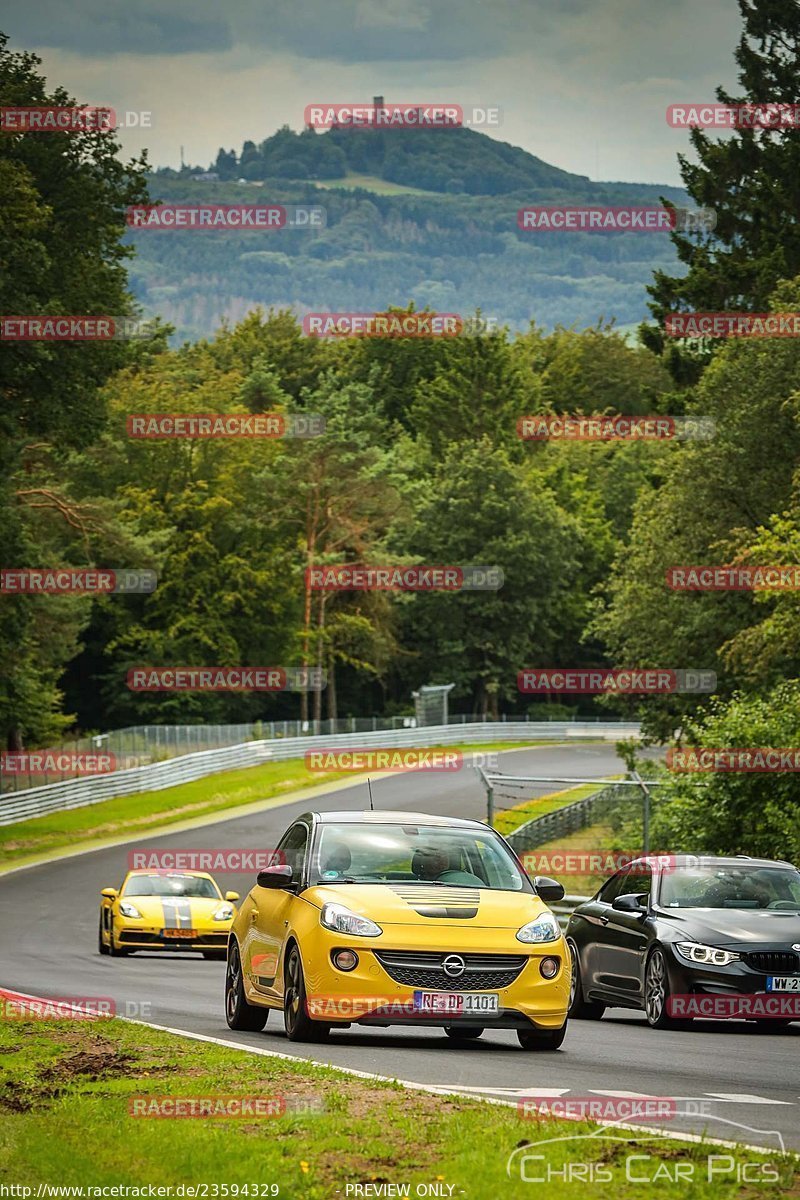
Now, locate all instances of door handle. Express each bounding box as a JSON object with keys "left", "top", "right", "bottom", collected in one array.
[
  {"left": 599, "top": 915, "right": 610, "bottom": 925},
  {"left": 250, "top": 910, "right": 258, "bottom": 923}
]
